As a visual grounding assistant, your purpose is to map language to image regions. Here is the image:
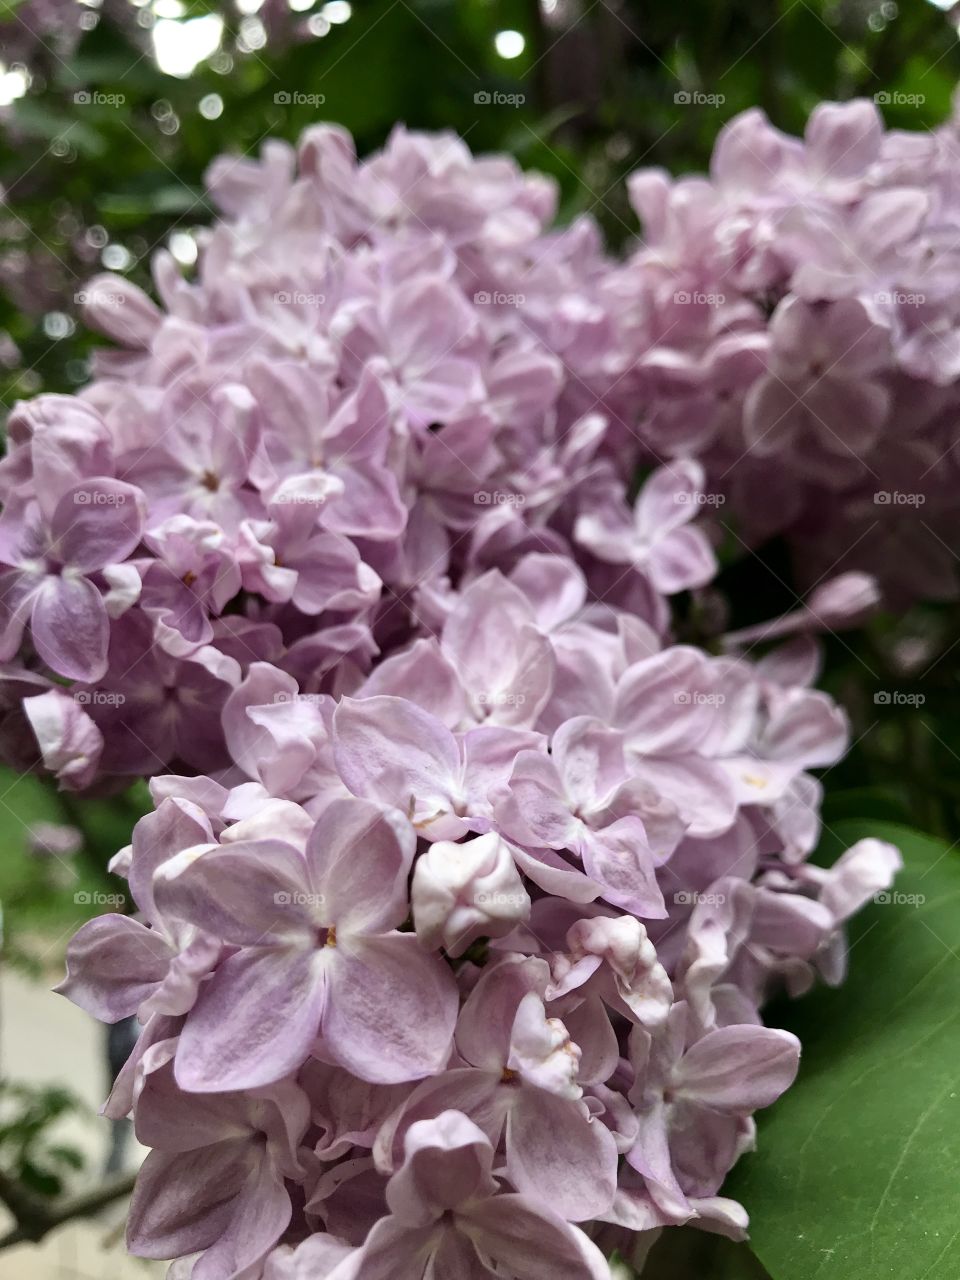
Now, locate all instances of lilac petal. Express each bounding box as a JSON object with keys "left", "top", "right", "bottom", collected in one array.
[
  {"left": 464, "top": 1195, "right": 611, "bottom": 1279},
  {"left": 134, "top": 1065, "right": 253, "bottom": 1152},
  {"left": 22, "top": 687, "right": 103, "bottom": 790},
  {"left": 56, "top": 914, "right": 173, "bottom": 1021},
  {"left": 175, "top": 946, "right": 326, "bottom": 1092},
  {"left": 673, "top": 1024, "right": 800, "bottom": 1114},
  {"left": 23, "top": 399, "right": 114, "bottom": 522},
  {"left": 326, "top": 1218, "right": 435, "bottom": 1280},
  {"left": 430, "top": 1231, "right": 491, "bottom": 1280},
  {"left": 455, "top": 956, "right": 548, "bottom": 1073},
  {"left": 333, "top": 696, "right": 461, "bottom": 828},
  {"left": 631, "top": 754, "right": 737, "bottom": 839},
  {"left": 634, "top": 459, "right": 705, "bottom": 540},
  {"left": 155, "top": 839, "right": 313, "bottom": 946},
  {"left": 284, "top": 1233, "right": 357, "bottom": 1279},
  {"left": 805, "top": 99, "right": 882, "bottom": 179},
  {"left": 360, "top": 639, "right": 468, "bottom": 726},
  {"left": 50, "top": 479, "right": 145, "bottom": 572},
  {"left": 561, "top": 996, "right": 619, "bottom": 1086},
  {"left": 323, "top": 461, "right": 407, "bottom": 541},
  {"left": 579, "top": 820, "right": 666, "bottom": 918},
  {"left": 626, "top": 1101, "right": 692, "bottom": 1221},
  {"left": 192, "top": 1156, "right": 293, "bottom": 1280},
  {"left": 373, "top": 1068, "right": 504, "bottom": 1176},
  {"left": 129, "top": 797, "right": 215, "bottom": 924},
  {"left": 506, "top": 1087, "right": 618, "bottom": 1222},
  {"left": 509, "top": 554, "right": 586, "bottom": 631},
  {"left": 647, "top": 526, "right": 717, "bottom": 595},
  {"left": 83, "top": 274, "right": 162, "bottom": 346},
  {"left": 319, "top": 934, "right": 457, "bottom": 1084},
  {"left": 820, "top": 837, "right": 901, "bottom": 922},
  {"left": 387, "top": 1111, "right": 495, "bottom": 1225},
  {"left": 0, "top": 569, "right": 40, "bottom": 660},
  {"left": 615, "top": 648, "right": 715, "bottom": 755},
  {"left": 31, "top": 574, "right": 109, "bottom": 682},
  {"left": 305, "top": 796, "right": 415, "bottom": 936},
  {"left": 496, "top": 752, "right": 576, "bottom": 849},
  {"left": 127, "top": 1140, "right": 254, "bottom": 1259}
]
